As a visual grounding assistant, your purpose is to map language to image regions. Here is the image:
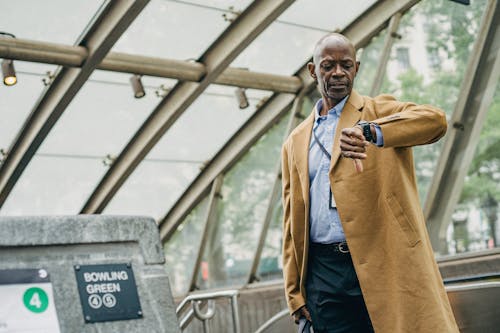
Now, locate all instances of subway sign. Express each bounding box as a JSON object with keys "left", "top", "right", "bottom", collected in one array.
[{"left": 74, "top": 263, "right": 142, "bottom": 323}]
